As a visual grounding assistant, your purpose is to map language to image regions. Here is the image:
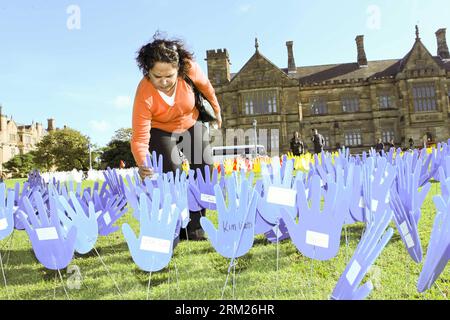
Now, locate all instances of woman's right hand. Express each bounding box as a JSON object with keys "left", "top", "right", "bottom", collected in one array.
[{"left": 138, "top": 165, "right": 154, "bottom": 180}]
